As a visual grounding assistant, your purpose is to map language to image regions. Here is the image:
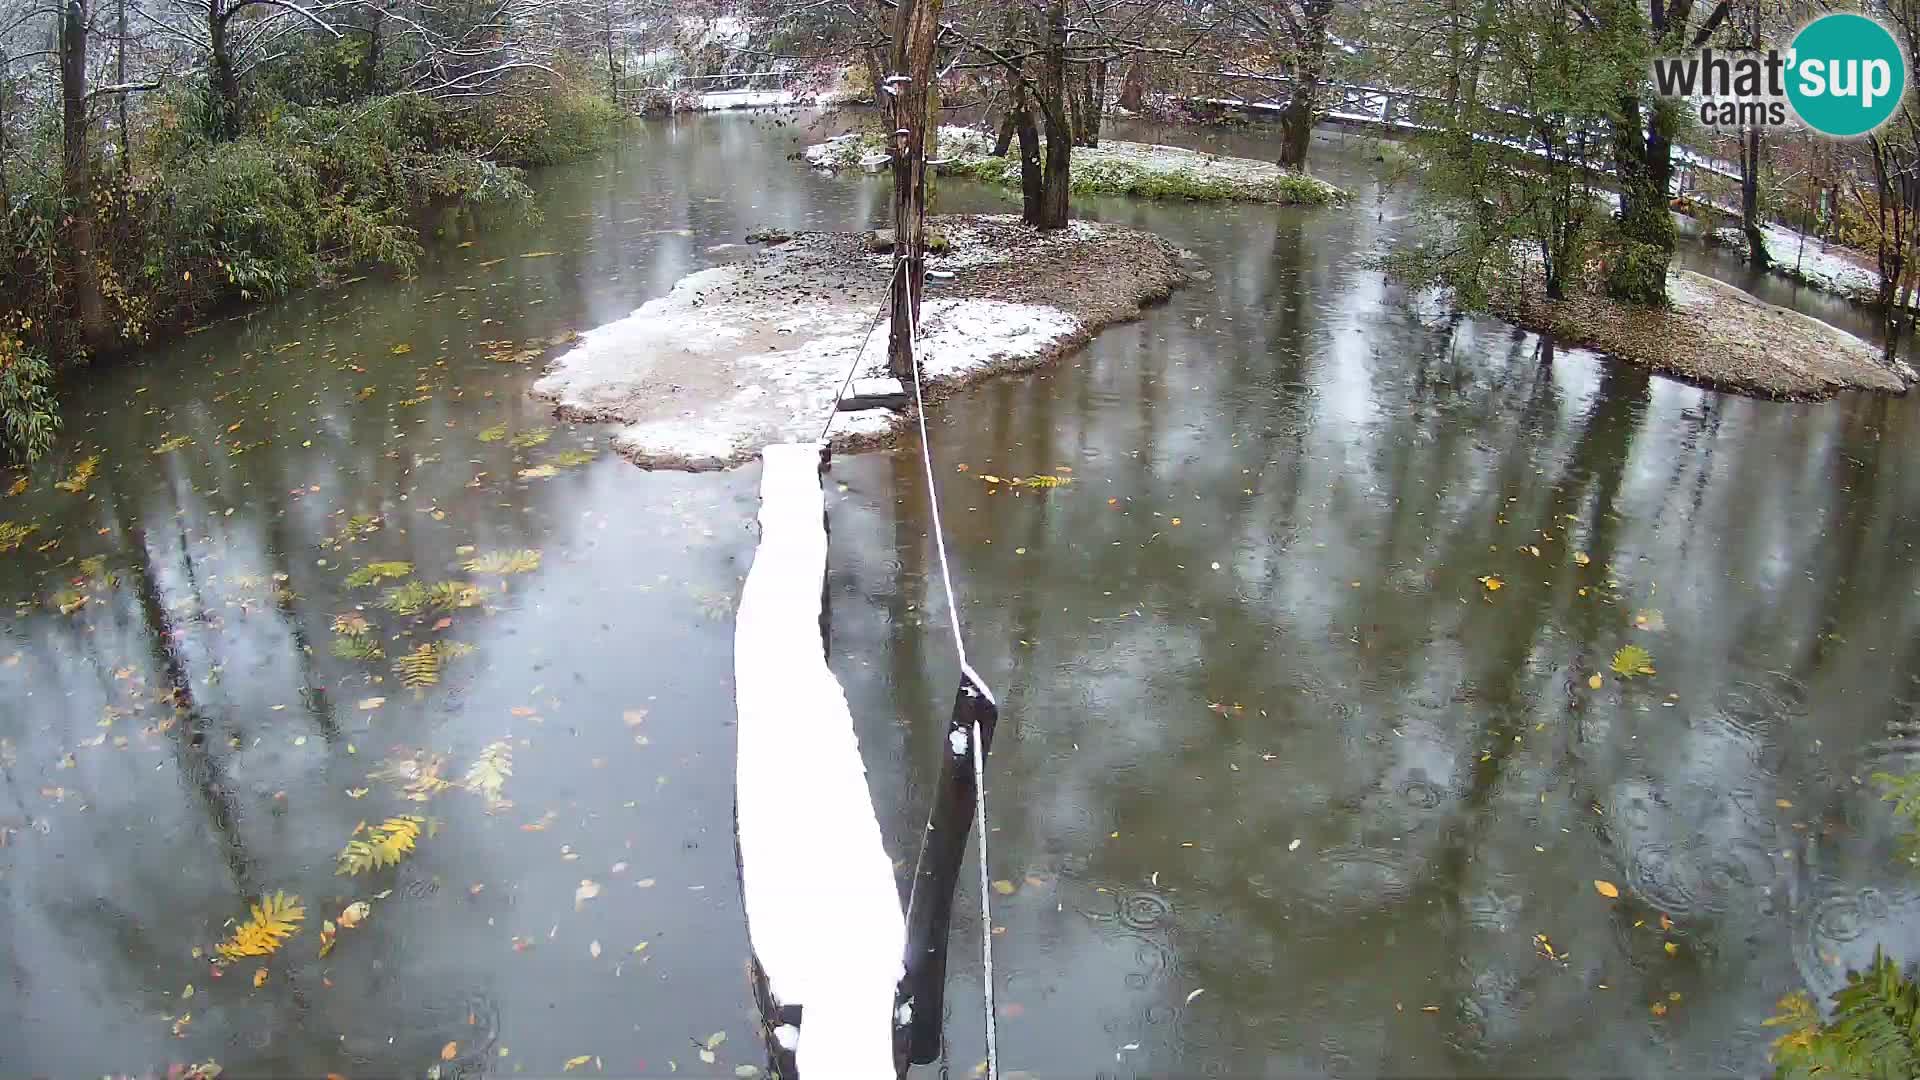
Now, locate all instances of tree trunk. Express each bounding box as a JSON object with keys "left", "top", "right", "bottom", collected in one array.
[
  {"left": 0, "top": 56, "right": 13, "bottom": 224},
  {"left": 884, "top": 0, "right": 941, "bottom": 381},
  {"left": 1278, "top": 0, "right": 1333, "bottom": 171},
  {"left": 1115, "top": 59, "right": 1147, "bottom": 112},
  {"left": 60, "top": 0, "right": 108, "bottom": 351},
  {"left": 1033, "top": 0, "right": 1071, "bottom": 230},
  {"left": 1741, "top": 126, "right": 1768, "bottom": 271},
  {"left": 209, "top": 0, "right": 241, "bottom": 139},
  {"left": 1085, "top": 59, "right": 1106, "bottom": 147},
  {"left": 115, "top": 0, "right": 129, "bottom": 174},
  {"left": 993, "top": 110, "right": 1014, "bottom": 156},
  {"left": 1013, "top": 82, "right": 1043, "bottom": 223},
  {"left": 365, "top": 5, "right": 384, "bottom": 97},
  {"left": 604, "top": 0, "right": 621, "bottom": 101},
  {"left": 1605, "top": 94, "right": 1673, "bottom": 305},
  {"left": 863, "top": 46, "right": 887, "bottom": 110},
  {"left": 1067, "top": 64, "right": 1089, "bottom": 147}
]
